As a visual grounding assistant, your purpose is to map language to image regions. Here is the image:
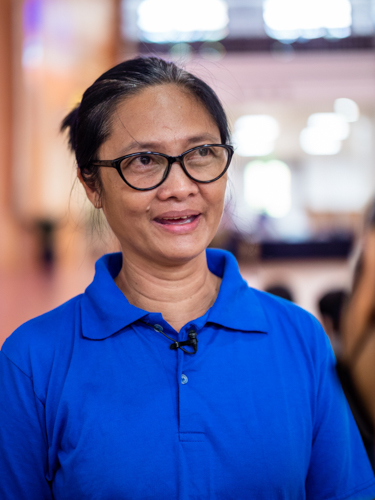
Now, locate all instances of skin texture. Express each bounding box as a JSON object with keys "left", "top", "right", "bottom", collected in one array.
[{"left": 79, "top": 84, "right": 226, "bottom": 332}]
